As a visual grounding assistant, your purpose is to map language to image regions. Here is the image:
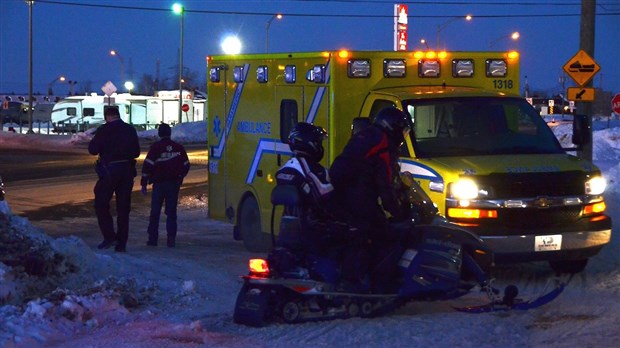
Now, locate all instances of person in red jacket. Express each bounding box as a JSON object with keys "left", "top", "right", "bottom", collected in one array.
[{"left": 141, "top": 123, "right": 190, "bottom": 247}]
